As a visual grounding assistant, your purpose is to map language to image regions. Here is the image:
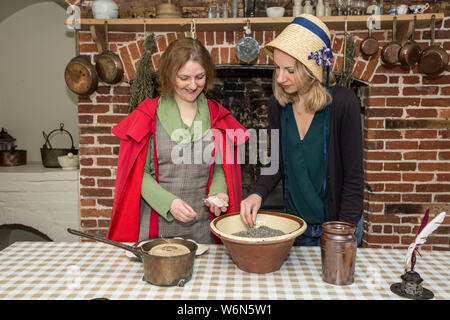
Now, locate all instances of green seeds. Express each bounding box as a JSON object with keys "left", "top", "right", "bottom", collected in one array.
[{"left": 233, "top": 226, "right": 285, "bottom": 238}]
